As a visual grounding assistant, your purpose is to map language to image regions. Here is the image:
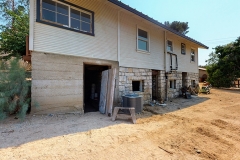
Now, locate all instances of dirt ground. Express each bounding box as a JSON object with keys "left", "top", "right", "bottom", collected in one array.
[{"left": 0, "top": 88, "right": 240, "bottom": 160}]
